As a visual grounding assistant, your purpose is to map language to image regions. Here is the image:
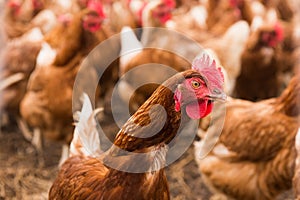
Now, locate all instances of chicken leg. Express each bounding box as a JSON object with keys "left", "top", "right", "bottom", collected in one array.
[{"left": 31, "top": 128, "right": 45, "bottom": 167}]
